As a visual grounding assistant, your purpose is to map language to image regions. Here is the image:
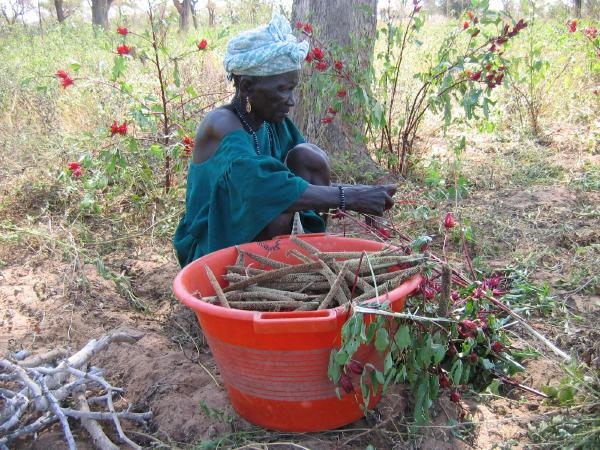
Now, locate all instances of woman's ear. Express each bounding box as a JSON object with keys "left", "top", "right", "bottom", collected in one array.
[{"left": 238, "top": 76, "right": 254, "bottom": 97}]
